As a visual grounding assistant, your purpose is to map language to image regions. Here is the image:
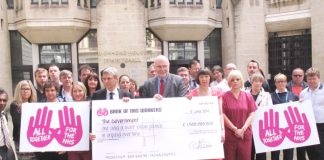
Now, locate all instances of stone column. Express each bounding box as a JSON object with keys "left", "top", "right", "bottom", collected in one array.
[
  {"left": 233, "top": 0, "right": 267, "bottom": 79},
  {"left": 0, "top": 0, "right": 13, "bottom": 96},
  {"left": 97, "top": 0, "right": 147, "bottom": 85},
  {"left": 311, "top": 0, "right": 324, "bottom": 74}
]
